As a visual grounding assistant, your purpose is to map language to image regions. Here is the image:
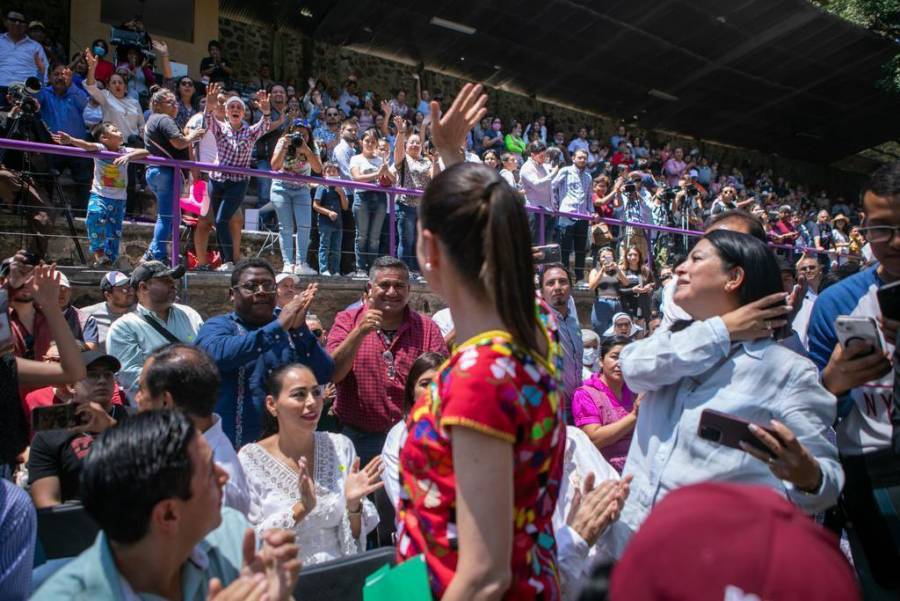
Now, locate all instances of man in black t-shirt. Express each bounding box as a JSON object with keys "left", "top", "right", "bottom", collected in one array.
[
  {"left": 199, "top": 40, "right": 232, "bottom": 86},
  {"left": 27, "top": 351, "right": 129, "bottom": 508}
]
